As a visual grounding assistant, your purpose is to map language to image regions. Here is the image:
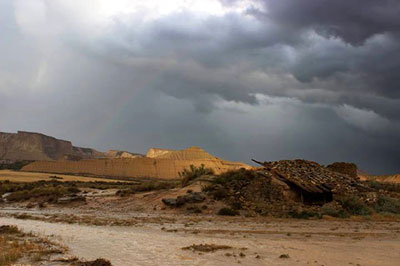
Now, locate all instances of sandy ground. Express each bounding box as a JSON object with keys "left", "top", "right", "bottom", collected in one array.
[
  {"left": 0, "top": 170, "right": 131, "bottom": 183},
  {"left": 1, "top": 209, "right": 399, "bottom": 266}
]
